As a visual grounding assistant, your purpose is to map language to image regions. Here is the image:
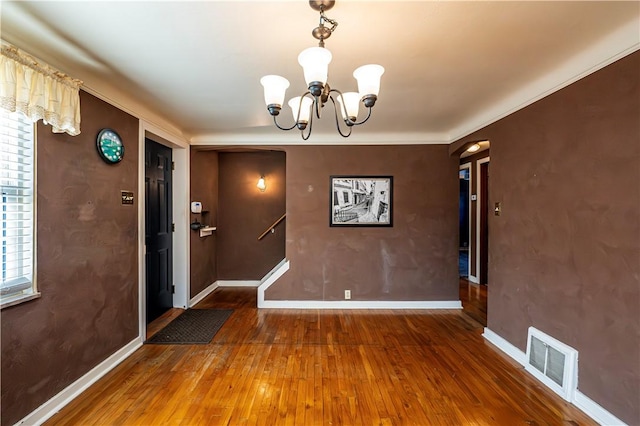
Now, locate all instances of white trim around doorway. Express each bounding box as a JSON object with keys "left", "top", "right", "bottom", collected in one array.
[
  {"left": 459, "top": 162, "right": 472, "bottom": 281},
  {"left": 474, "top": 156, "right": 490, "bottom": 285},
  {"left": 139, "top": 120, "right": 190, "bottom": 341}
]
